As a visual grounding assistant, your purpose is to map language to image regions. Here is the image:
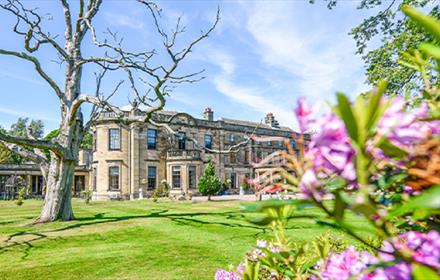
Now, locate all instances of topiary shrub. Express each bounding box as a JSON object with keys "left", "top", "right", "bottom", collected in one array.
[
  {"left": 198, "top": 157, "right": 222, "bottom": 200},
  {"left": 82, "top": 189, "right": 92, "bottom": 204}
]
